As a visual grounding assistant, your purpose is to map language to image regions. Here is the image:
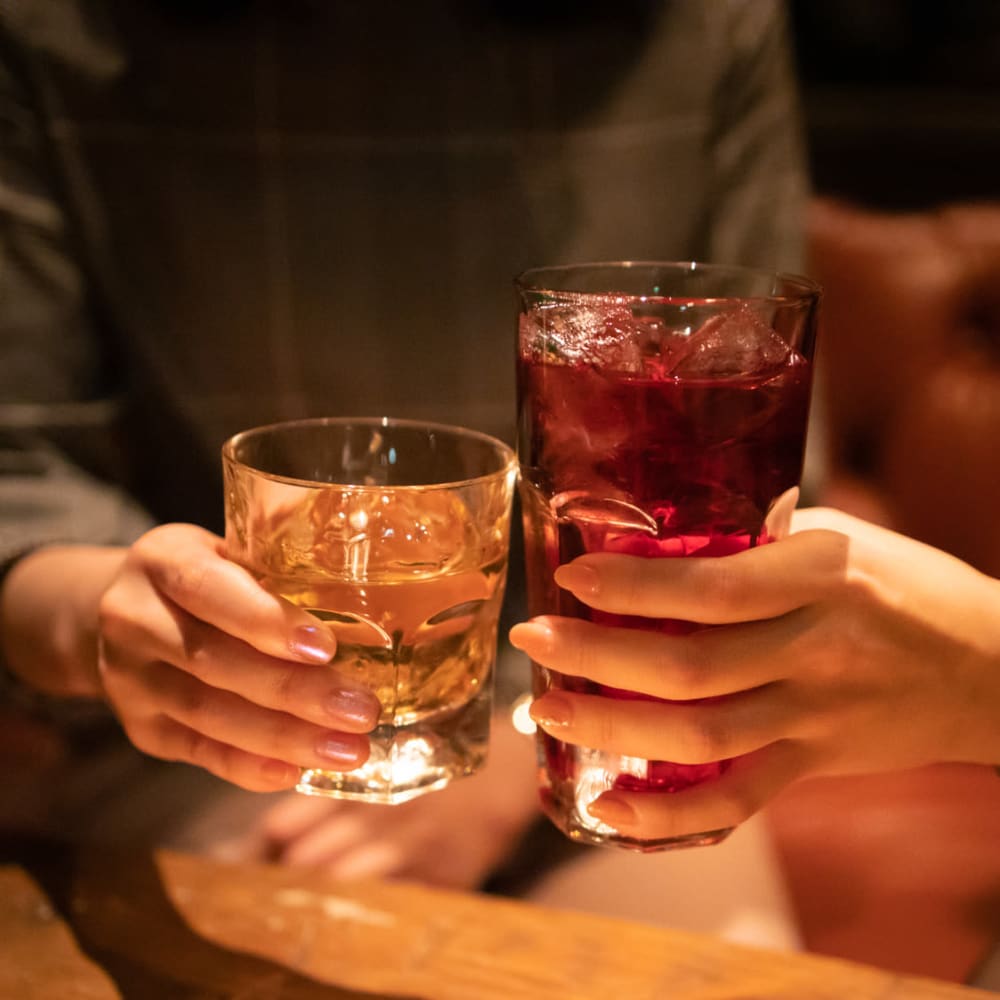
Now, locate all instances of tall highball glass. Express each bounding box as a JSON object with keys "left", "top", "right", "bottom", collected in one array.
[{"left": 516, "top": 262, "right": 820, "bottom": 850}]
